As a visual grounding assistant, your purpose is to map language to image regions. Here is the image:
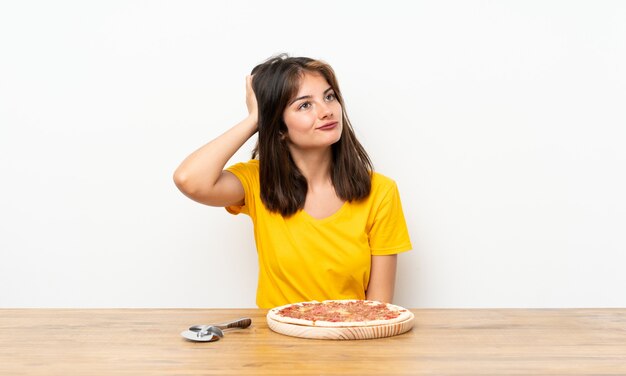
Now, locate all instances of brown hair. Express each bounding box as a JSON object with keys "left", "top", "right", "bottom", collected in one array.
[{"left": 251, "top": 54, "right": 372, "bottom": 216}]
